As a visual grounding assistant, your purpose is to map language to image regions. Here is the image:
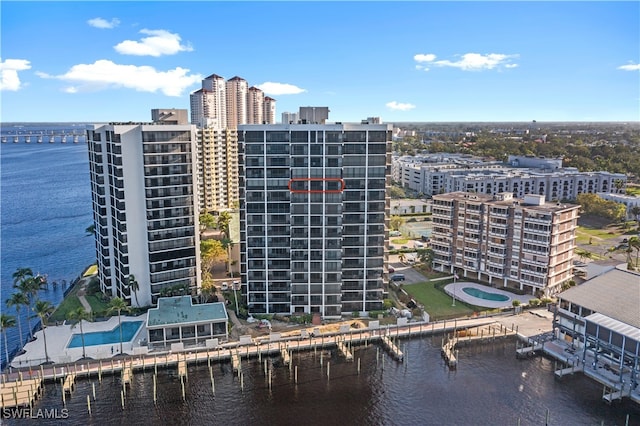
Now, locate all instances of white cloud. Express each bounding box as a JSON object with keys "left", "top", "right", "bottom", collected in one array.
[
  {"left": 618, "top": 63, "right": 640, "bottom": 71},
  {"left": 414, "top": 52, "right": 518, "bottom": 71},
  {"left": 88, "top": 17, "right": 120, "bottom": 29},
  {"left": 386, "top": 101, "right": 416, "bottom": 111},
  {"left": 0, "top": 58, "right": 31, "bottom": 91},
  {"left": 415, "top": 65, "right": 430, "bottom": 72},
  {"left": 114, "top": 29, "right": 193, "bottom": 56},
  {"left": 414, "top": 53, "right": 437, "bottom": 63},
  {"left": 37, "top": 60, "right": 202, "bottom": 96},
  {"left": 256, "top": 82, "right": 306, "bottom": 95}
]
